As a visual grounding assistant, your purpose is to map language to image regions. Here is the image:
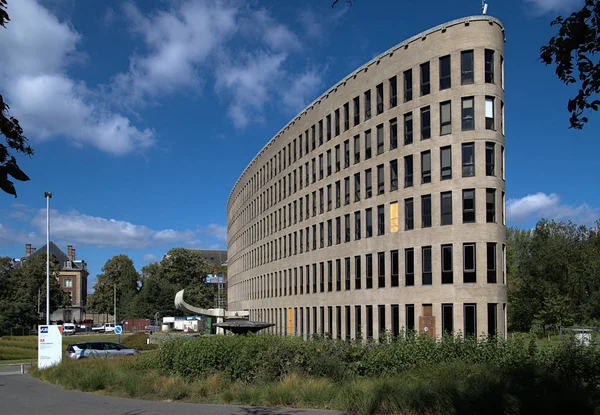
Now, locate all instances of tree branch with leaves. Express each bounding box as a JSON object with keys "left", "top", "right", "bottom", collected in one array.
[
  {"left": 0, "top": 0, "right": 33, "bottom": 197},
  {"left": 540, "top": 0, "right": 600, "bottom": 129}
]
